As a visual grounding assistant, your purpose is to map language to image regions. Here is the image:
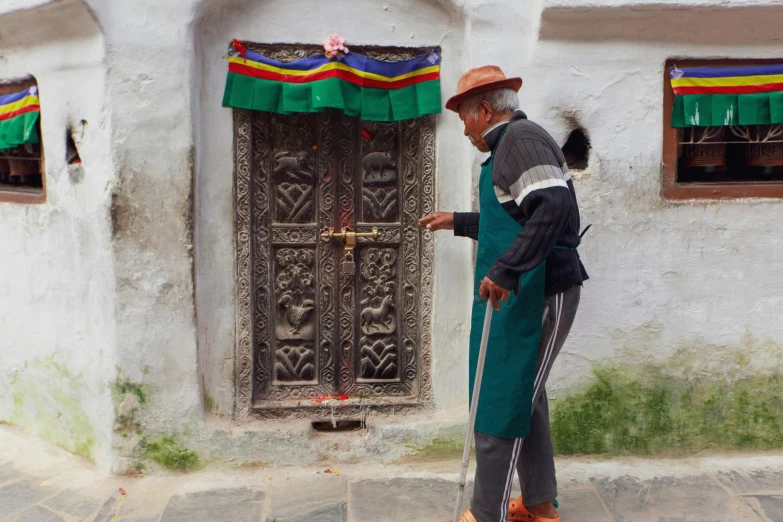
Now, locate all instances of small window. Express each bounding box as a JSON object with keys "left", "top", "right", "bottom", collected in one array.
[
  {"left": 0, "top": 77, "right": 44, "bottom": 204},
  {"left": 663, "top": 59, "right": 783, "bottom": 200}
]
